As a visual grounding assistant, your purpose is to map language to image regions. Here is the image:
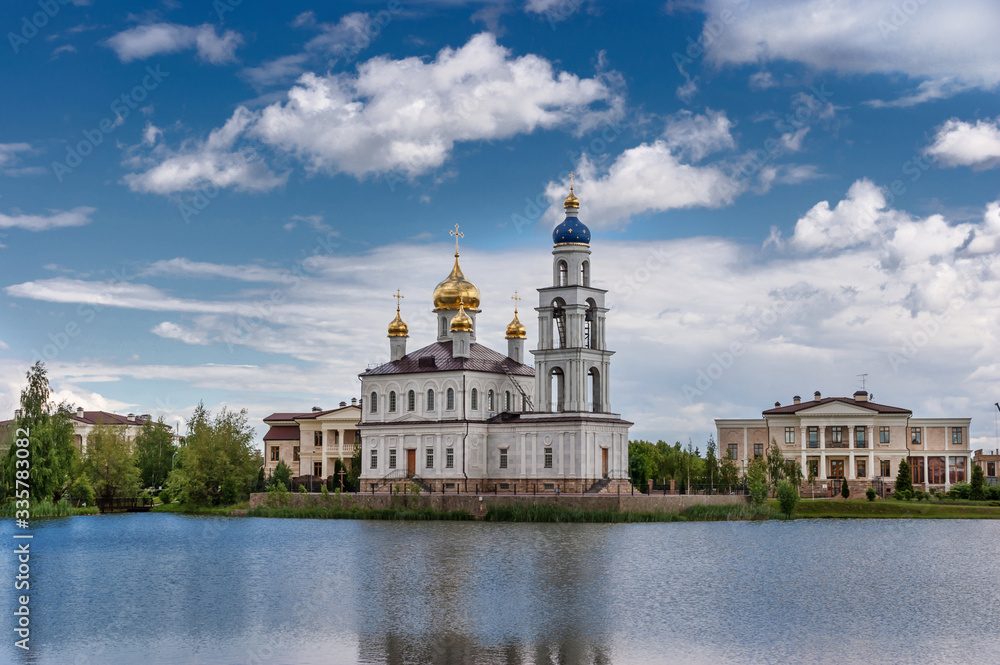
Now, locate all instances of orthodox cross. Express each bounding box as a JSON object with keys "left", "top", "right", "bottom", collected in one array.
[
  {"left": 511, "top": 291, "right": 521, "bottom": 313},
  {"left": 450, "top": 224, "right": 463, "bottom": 254},
  {"left": 569, "top": 171, "right": 574, "bottom": 188},
  {"left": 393, "top": 289, "right": 404, "bottom": 309}
]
